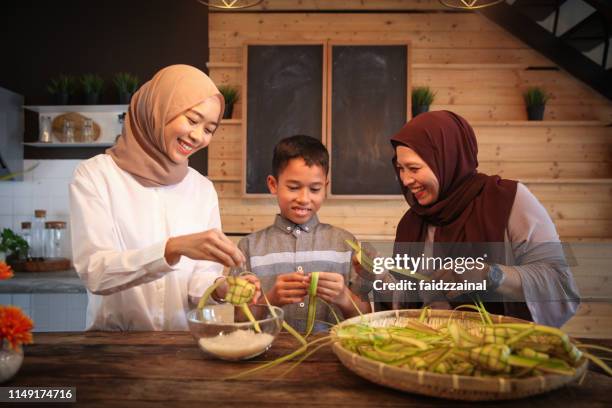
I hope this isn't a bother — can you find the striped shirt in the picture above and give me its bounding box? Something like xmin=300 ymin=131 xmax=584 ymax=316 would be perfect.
xmin=234 ymin=214 xmax=371 ymax=332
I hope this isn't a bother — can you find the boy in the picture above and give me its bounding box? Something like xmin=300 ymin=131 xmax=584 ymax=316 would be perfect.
xmin=234 ymin=135 xmax=371 ymax=332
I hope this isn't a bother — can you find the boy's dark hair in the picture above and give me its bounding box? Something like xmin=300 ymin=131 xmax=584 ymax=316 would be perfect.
xmin=272 ymin=135 xmax=329 ymax=178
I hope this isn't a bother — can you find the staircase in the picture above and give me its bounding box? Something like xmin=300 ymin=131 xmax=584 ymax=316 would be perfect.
xmin=478 ymin=0 xmax=612 ymax=100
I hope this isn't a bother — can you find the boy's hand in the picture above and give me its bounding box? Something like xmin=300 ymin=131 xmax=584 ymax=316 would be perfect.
xmin=266 ymin=271 xmax=308 ymax=306
xmin=306 ymin=272 xmax=350 ymax=308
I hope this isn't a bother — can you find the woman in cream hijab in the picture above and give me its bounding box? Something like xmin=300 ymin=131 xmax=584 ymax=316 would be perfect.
xmin=70 ymin=65 xmax=255 ymax=331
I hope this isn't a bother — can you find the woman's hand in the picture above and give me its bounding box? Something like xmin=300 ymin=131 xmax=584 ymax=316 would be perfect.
xmin=164 ymin=228 xmax=246 ymax=267
xmin=266 ymin=271 xmax=308 ymax=307
xmin=213 ymin=274 xmax=262 ymax=305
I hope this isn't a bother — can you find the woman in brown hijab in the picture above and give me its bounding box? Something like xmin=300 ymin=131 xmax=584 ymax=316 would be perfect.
xmin=70 ymin=65 xmax=256 ymax=331
xmin=372 ymin=110 xmax=579 ymax=327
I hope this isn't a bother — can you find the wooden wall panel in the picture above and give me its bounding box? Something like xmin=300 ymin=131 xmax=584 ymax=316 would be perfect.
xmin=207 ymin=3 xmax=612 ymax=235
xmin=243 ymin=0 xmax=450 ymax=11
xmin=563 ymin=302 xmax=612 ymax=338
xmin=211 ymin=13 xmax=500 ymax=32
xmin=209 ymin=2 xmax=612 ymax=336
xmin=210 ymin=47 xmax=554 ymax=65
xmin=209 ymin=30 xmax=528 ymax=49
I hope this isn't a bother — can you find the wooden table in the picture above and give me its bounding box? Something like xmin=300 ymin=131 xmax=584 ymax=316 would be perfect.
xmin=5 ymin=332 xmax=611 ymax=407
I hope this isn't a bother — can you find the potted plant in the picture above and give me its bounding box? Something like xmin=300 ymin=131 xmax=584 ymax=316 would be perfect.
xmin=114 ymin=72 xmax=140 ymax=104
xmin=46 ymin=75 xmax=77 ymax=105
xmin=523 ymin=87 xmax=550 ymax=121
xmin=218 ymin=85 xmax=239 ymax=119
xmin=0 ymin=228 xmax=29 ymax=264
xmin=80 ymin=74 xmax=104 ymax=105
xmin=411 ymin=86 xmax=436 ymax=118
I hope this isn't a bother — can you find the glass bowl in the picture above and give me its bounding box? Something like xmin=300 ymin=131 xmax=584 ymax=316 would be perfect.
xmin=187 ymin=304 xmax=284 ymax=361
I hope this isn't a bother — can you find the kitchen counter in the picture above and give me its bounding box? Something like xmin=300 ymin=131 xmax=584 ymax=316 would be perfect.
xmin=0 ymin=269 xmax=85 ymax=294
xmin=5 ymin=332 xmax=611 ymax=407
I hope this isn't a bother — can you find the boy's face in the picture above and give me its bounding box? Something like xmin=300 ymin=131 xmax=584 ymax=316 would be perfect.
xmin=267 ymin=158 xmax=328 ymax=225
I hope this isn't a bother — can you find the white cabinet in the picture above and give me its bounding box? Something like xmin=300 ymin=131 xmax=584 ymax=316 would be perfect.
xmin=0 ymin=293 xmax=87 ymax=332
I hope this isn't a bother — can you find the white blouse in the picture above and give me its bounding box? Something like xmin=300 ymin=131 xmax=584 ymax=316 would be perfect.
xmin=69 ymin=154 xmax=223 ymax=331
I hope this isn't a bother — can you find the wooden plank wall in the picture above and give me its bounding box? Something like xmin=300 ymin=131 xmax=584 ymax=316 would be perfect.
xmin=208 ymin=0 xmax=612 ymax=337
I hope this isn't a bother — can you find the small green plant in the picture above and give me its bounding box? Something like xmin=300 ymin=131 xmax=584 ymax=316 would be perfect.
xmin=523 ymin=87 xmax=549 ymax=107
xmin=218 ymin=85 xmax=239 ymax=106
xmin=412 ymin=86 xmax=436 ymax=106
xmin=0 ymin=228 xmax=29 ymax=260
xmin=80 ymin=74 xmax=104 ymax=95
xmin=46 ymin=75 xmax=77 ymax=96
xmin=113 ymin=72 xmax=140 ymax=94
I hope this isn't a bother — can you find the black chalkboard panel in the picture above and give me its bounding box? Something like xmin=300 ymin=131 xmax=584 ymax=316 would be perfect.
xmin=330 ymin=45 xmax=408 ymax=196
xmin=245 ymin=45 xmax=324 ymax=194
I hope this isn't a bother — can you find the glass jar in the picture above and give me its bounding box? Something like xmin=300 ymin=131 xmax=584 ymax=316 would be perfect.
xmin=63 ymin=119 xmax=75 ymax=143
xmin=39 ymin=116 xmax=52 ymax=143
xmin=44 ymin=221 xmax=66 ymax=259
xmin=116 ymin=112 xmax=126 ymax=143
xmin=82 ymin=118 xmax=94 ymax=142
xmin=31 ymin=210 xmax=46 ymax=259
xmin=20 ymin=222 xmax=32 ymax=259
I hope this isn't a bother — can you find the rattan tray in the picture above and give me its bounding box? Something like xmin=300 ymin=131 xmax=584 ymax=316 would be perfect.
xmin=331 ymin=309 xmax=587 ymax=401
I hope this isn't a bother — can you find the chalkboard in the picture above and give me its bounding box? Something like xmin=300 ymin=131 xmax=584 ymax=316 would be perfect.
xmin=329 ymin=45 xmax=408 ymax=196
xmin=245 ymin=44 xmax=324 ymax=194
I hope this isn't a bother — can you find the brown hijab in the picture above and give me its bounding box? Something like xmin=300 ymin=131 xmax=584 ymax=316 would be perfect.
xmin=107 ymin=65 xmax=224 ymax=187
xmin=391 ymin=110 xmax=518 ymax=251
xmin=390 ymin=111 xmax=532 ymax=318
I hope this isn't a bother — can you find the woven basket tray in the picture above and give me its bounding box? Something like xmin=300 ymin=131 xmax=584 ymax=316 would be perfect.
xmin=331 ymin=309 xmax=587 ymax=401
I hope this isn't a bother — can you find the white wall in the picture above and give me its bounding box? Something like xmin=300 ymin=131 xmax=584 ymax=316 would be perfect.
xmin=0 ymin=159 xmax=82 ymax=259
xmin=0 ymin=159 xmax=87 ymax=332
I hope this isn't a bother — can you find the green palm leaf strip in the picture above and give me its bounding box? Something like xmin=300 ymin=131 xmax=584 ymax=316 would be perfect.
xmin=305 ymin=271 xmax=320 ymax=337
xmin=197 ymin=275 xmax=261 ymax=333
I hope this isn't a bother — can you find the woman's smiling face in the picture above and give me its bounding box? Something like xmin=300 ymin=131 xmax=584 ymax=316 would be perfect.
xmin=164 ymin=96 xmax=221 ymax=164
xmin=395 ymin=145 xmax=440 ymax=206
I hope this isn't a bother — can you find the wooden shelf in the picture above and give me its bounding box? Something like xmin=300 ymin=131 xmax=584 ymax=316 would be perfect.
xmin=218 ymin=119 xmax=607 ymax=129
xmin=520 ymin=178 xmax=612 ymax=185
xmin=471 ymin=121 xmax=610 ymax=127
xmin=211 ymin=178 xmax=612 ymax=188
xmin=208 ymin=63 xmax=538 ymax=71
xmin=24 ymin=105 xmax=128 ymax=113
xmin=207 ymin=62 xmax=242 ymax=69
xmin=412 ymin=63 xmax=530 ymax=70
xmin=208 ymin=176 xmax=241 ymax=182
xmin=24 ymin=142 xmax=113 ymax=148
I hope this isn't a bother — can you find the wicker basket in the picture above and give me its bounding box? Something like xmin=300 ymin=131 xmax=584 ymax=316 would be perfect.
xmin=331 ymin=309 xmax=587 ymax=401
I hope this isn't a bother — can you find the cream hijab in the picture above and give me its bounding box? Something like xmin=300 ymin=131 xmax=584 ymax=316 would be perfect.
xmin=107 ymin=64 xmax=224 ymax=187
